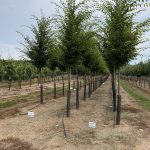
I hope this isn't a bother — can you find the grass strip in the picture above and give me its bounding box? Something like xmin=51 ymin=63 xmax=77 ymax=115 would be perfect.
xmin=0 ymin=86 xmax=68 ymax=110
xmin=0 ymin=101 xmax=17 ymax=109
xmin=121 ymin=80 xmax=150 ymax=111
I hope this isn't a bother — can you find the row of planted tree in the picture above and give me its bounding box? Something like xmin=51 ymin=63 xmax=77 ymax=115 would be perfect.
xmin=52 ymin=74 xmax=109 ymax=117
xmin=0 ymin=59 xmax=68 ymax=89
xmin=1 ymin=0 xmax=150 ymax=125
xmin=12 ymin=0 xmax=110 ymax=121
xmin=121 ymin=61 xmax=150 ymax=89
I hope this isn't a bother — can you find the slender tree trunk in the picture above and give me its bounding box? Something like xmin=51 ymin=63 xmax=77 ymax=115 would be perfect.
xmin=66 ymin=67 xmax=71 ymax=117
xmin=95 ymin=76 xmax=97 ymax=90
xmin=30 ymin=78 xmax=32 ymax=87
xmin=8 ymin=77 xmax=11 ymax=91
xmin=90 ymin=74 xmax=92 ymax=96
xmin=18 ymin=77 xmax=22 ymax=89
xmin=92 ymin=75 xmax=94 ymax=92
xmin=62 ymin=73 xmax=65 ymax=96
xmin=90 ymin=75 xmax=91 ymax=95
xmin=112 ymin=70 xmax=117 ymax=112
xmin=95 ymin=75 xmax=97 ymax=90
xmin=98 ymin=76 xmax=100 ymax=87
xmin=39 ymin=68 xmax=43 ymax=104
xmin=20 ymin=79 xmax=22 ymax=89
xmin=144 ymin=79 xmax=146 ymax=88
xmin=54 ymin=72 xmax=56 ymax=99
xmin=112 ymin=66 xmax=117 ymax=112
xmin=88 ymin=76 xmax=91 ymax=98
xmin=116 ymin=68 xmax=121 ymax=125
xmin=80 ymin=80 xmax=82 ymax=90
xmin=83 ymin=74 xmax=87 ymax=101
xmin=76 ymin=69 xmax=79 ymax=109
xmin=37 ymin=74 xmax=40 ymax=86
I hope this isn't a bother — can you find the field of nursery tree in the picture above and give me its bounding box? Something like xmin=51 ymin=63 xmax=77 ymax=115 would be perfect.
xmin=0 ymin=0 xmax=150 ymax=150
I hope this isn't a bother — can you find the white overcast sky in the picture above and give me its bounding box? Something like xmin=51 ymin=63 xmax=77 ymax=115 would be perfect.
xmin=0 ymin=0 xmax=150 ymax=64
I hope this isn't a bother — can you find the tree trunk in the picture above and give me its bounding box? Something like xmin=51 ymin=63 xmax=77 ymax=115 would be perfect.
xmin=66 ymin=67 xmax=71 ymax=117
xmin=30 ymin=78 xmax=32 ymax=87
xmin=112 ymin=66 xmax=117 ymax=112
xmin=88 ymin=76 xmax=91 ymax=98
xmin=18 ymin=77 xmax=22 ymax=89
xmin=116 ymin=68 xmax=121 ymax=125
xmin=37 ymin=75 xmax=40 ymax=86
xmin=20 ymin=79 xmax=22 ymax=89
xmin=39 ymin=68 xmax=43 ymax=104
xmin=92 ymin=75 xmax=94 ymax=92
xmin=90 ymin=74 xmax=93 ymax=95
xmin=54 ymin=72 xmax=56 ymax=99
xmin=83 ymin=74 xmax=87 ymax=101
xmin=8 ymin=77 xmax=11 ymax=91
xmin=62 ymin=73 xmax=65 ymax=96
xmin=76 ymin=69 xmax=79 ymax=109
xmin=80 ymin=80 xmax=82 ymax=90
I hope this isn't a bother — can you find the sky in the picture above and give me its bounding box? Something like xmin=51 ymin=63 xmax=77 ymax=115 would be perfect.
xmin=0 ymin=0 xmax=150 ymax=64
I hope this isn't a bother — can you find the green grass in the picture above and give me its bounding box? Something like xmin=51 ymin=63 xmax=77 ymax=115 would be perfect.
xmin=121 ymin=80 xmax=150 ymax=111
xmin=0 ymin=86 xmax=67 ymax=110
xmin=0 ymin=101 xmax=17 ymax=109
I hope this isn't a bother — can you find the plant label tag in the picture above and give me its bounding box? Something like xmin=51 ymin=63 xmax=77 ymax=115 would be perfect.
xmin=28 ymin=111 xmax=34 ymax=117
xmin=89 ymin=122 xmax=96 ymax=128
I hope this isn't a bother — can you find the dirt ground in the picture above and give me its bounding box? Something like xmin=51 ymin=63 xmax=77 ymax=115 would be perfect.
xmin=0 ymin=80 xmax=71 ymax=100
xmin=0 ymin=78 xmax=150 ymax=150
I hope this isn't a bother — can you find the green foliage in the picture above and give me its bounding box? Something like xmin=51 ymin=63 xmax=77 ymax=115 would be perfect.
xmin=3 ymin=59 xmax=15 ymax=81
xmin=121 ymin=60 xmax=150 ymax=76
xmin=19 ymin=15 xmax=54 ymax=71
xmin=96 ymin=0 xmax=150 ymax=70
xmin=54 ymin=0 xmax=108 ymax=74
xmin=42 ymin=66 xmax=51 ymax=78
xmin=57 ymin=0 xmax=92 ymax=69
xmin=0 ymin=59 xmax=5 ymax=81
xmin=47 ymin=42 xmax=62 ymax=71
xmin=25 ymin=63 xmax=34 ymax=79
xmin=15 ymin=64 xmax=26 ymax=81
xmin=81 ymin=31 xmax=109 ymax=74
xmin=0 ymin=60 xmax=35 ymax=81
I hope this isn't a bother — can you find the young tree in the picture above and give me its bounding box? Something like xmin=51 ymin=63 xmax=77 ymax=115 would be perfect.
xmin=55 ymin=0 xmax=91 ymax=116
xmin=96 ymin=0 xmax=150 ymax=124
xmin=4 ymin=59 xmax=15 ymax=90
xmin=42 ymin=67 xmax=50 ymax=83
xmin=19 ymin=15 xmax=53 ymax=104
xmin=80 ymin=30 xmax=108 ymax=90
xmin=15 ymin=63 xmax=25 ymax=89
xmin=47 ymin=44 xmax=61 ymax=99
xmin=0 ymin=59 xmax=5 ymax=82
xmin=25 ymin=63 xmax=35 ymax=87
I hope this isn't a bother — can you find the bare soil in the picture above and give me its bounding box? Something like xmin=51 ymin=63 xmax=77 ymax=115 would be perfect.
xmin=0 ymin=137 xmax=38 ymax=150
xmin=0 ymin=80 xmax=70 ymax=100
xmin=0 ymin=78 xmax=149 ymax=150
